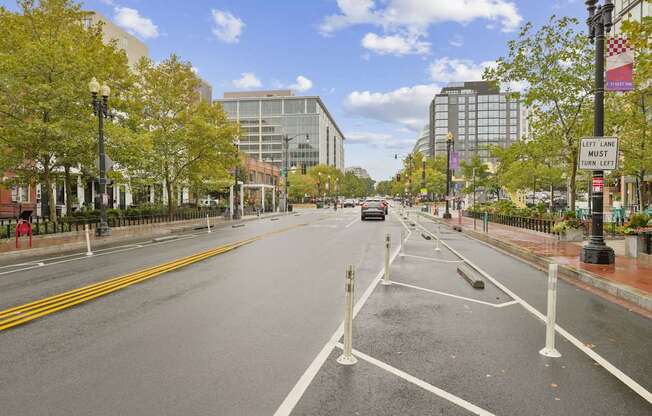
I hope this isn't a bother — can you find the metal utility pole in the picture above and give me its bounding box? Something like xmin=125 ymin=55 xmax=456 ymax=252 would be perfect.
xmin=473 ymin=168 xmax=477 ymax=230
xmin=444 ymin=132 xmax=453 ymax=219
xmin=421 ymin=158 xmax=426 ymax=202
xmin=282 ymin=134 xmax=309 ymax=212
xmin=581 ymin=0 xmax=615 ymax=264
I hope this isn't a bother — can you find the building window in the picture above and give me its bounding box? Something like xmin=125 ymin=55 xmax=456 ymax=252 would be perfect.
xmin=284 ymin=99 xmax=305 ymax=114
xmin=435 ymin=96 xmax=448 ymax=104
xmin=306 ymin=99 xmax=317 ymax=113
xmin=261 ymin=100 xmax=281 ymax=116
xmin=239 ymin=101 xmax=259 ymax=118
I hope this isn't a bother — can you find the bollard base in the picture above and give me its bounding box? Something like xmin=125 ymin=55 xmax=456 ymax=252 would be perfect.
xmin=85 ymin=252 xmax=93 ymax=256
xmin=336 ymin=354 xmax=358 ymax=366
xmin=381 ymin=280 xmax=392 ymax=286
xmin=539 ymin=347 xmax=562 ymax=358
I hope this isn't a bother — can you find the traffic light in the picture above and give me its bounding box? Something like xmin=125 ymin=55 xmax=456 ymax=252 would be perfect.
xmin=396 ymin=173 xmax=401 ymax=182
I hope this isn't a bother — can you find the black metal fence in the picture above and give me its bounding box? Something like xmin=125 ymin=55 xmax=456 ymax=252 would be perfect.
xmin=1 ymin=208 xmax=226 ymax=239
xmin=464 ymin=211 xmax=557 ymax=235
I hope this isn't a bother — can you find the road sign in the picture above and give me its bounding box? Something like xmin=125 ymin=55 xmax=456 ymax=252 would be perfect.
xmin=578 ymin=137 xmax=618 ymax=170
xmin=420 ymin=188 xmax=427 ymax=196
xmin=450 ymin=151 xmax=460 ymax=170
xmin=95 ymin=155 xmax=114 ymax=172
xmin=592 ymin=177 xmax=604 ymax=193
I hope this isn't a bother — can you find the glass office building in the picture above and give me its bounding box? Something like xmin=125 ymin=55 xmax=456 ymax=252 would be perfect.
xmin=412 ymin=124 xmax=431 ymax=157
xmin=216 ymin=90 xmax=345 ymax=171
xmin=428 ymin=81 xmax=527 ymax=166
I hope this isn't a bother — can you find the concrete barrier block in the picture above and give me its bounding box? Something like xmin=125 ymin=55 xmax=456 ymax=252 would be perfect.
xmin=457 ymin=262 xmax=485 ymax=289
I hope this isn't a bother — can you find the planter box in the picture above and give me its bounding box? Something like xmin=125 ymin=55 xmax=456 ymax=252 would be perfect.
xmin=624 ymin=234 xmax=646 ymax=258
xmin=559 ymin=228 xmax=584 ymax=242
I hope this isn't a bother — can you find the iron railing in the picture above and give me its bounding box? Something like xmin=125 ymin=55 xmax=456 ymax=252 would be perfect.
xmin=1 ymin=208 xmax=226 ymax=239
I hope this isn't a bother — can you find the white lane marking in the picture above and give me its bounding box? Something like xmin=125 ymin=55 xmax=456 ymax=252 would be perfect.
xmin=399 ymin=253 xmax=463 ymax=263
xmin=308 ymin=224 xmax=338 ymax=229
xmin=415 ymin=214 xmax=652 ymax=404
xmin=391 ymin=281 xmax=516 ymax=308
xmin=334 ymin=343 xmax=496 ymax=416
xmin=0 ymin=261 xmax=45 ymax=270
xmin=0 ymin=235 xmax=200 ymax=277
xmin=273 ymin=213 xmax=411 ymax=416
xmin=344 ymin=217 xmax=359 ymax=228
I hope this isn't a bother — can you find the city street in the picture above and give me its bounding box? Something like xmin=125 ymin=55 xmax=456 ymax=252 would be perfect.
xmin=1 ymin=207 xmax=650 ymax=415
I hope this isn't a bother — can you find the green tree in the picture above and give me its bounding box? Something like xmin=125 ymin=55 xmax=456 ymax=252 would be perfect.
xmin=126 ymin=55 xmax=238 ymax=214
xmin=607 ymin=7 xmax=652 ymax=211
xmin=288 ymin=171 xmax=316 ymax=201
xmin=484 ymin=16 xmax=594 ymax=210
xmin=307 ymin=164 xmax=342 ymax=198
xmin=0 ymin=0 xmax=132 ymax=221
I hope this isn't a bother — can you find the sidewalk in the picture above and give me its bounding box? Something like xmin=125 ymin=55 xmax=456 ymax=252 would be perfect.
xmin=423 ymin=210 xmax=652 ymax=313
xmin=0 ymin=211 xmax=284 ymax=263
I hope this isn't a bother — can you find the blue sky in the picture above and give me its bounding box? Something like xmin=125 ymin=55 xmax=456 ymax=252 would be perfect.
xmin=3 ymin=0 xmax=588 ymax=180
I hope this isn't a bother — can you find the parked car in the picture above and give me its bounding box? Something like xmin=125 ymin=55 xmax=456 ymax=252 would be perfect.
xmin=361 ymin=200 xmax=385 ymax=221
xmin=343 ymin=199 xmax=356 ymax=208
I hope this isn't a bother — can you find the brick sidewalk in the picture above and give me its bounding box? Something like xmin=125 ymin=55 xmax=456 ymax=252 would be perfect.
xmin=435 ymin=211 xmax=651 ymax=299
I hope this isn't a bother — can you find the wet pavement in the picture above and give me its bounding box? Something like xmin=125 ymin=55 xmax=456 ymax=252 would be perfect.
xmin=288 ymin=212 xmax=652 ymax=415
xmin=440 ymin=213 xmax=652 ymax=297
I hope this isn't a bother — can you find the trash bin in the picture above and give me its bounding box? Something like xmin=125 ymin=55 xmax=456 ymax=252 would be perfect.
xmin=288 ymin=204 xmax=293 ymax=212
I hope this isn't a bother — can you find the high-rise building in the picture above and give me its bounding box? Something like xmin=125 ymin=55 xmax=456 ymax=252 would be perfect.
xmin=345 ymin=166 xmax=371 ymax=179
xmin=84 ymin=11 xmax=149 ymax=68
xmin=412 ymin=124 xmax=430 ymax=157
xmin=429 ymin=81 xmax=527 ymax=166
xmin=216 ymin=90 xmax=345 ymax=171
xmin=612 ymin=0 xmax=651 ymax=34
xmin=197 ymin=78 xmax=213 ymax=103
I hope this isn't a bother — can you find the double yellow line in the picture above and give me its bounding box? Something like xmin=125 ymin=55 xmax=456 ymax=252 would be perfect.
xmin=0 ymin=224 xmax=303 ymax=332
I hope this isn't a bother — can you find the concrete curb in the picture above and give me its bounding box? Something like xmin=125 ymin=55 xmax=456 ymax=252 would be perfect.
xmin=457 ymin=262 xmax=485 ymax=289
xmin=0 ymin=212 xmax=284 ymax=263
xmin=418 ymin=212 xmax=652 ymax=313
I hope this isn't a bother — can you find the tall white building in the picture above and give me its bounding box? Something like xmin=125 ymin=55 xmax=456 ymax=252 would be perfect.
xmin=216 ymin=90 xmax=345 ymax=171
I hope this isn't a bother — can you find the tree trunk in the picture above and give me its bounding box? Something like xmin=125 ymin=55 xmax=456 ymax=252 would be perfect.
xmin=43 ymin=164 xmax=57 ymax=223
xmin=165 ymin=179 xmax=174 ymax=215
xmin=64 ymin=164 xmax=72 ymax=217
xmin=569 ymin=158 xmax=578 ymax=212
xmin=637 ymin=171 xmax=645 ymax=212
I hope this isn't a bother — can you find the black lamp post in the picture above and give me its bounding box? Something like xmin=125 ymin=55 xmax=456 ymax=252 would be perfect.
xmin=444 ymin=132 xmax=454 ymax=219
xmin=581 ymin=0 xmax=615 ymax=264
xmin=283 ymin=133 xmax=309 ymax=212
xmin=421 ymin=158 xmax=426 ymax=201
xmin=89 ymin=77 xmax=112 ymax=237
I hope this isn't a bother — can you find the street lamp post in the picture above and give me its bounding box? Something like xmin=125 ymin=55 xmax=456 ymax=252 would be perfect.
xmin=473 ymin=168 xmax=477 ymax=230
xmin=444 ymin=132 xmax=454 ymax=219
xmin=581 ymin=0 xmax=615 ymax=264
xmin=421 ymin=158 xmax=426 ymax=202
xmin=89 ymin=77 xmax=112 ymax=237
xmin=282 ymin=133 xmax=309 ymax=212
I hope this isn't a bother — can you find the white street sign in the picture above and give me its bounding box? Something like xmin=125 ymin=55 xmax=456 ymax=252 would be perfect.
xmin=578 ymin=137 xmax=619 ymax=170
xmin=95 ymin=155 xmax=114 ymax=171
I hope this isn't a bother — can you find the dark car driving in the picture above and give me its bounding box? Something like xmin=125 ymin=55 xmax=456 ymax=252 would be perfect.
xmin=361 ymin=200 xmax=386 ymax=221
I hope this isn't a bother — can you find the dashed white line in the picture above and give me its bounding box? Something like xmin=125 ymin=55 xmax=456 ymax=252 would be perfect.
xmin=272 ymin=213 xmax=411 ymax=416
xmin=334 ymin=342 xmax=496 ymax=416
xmin=399 ymin=253 xmax=463 ymax=263
xmin=391 ymin=281 xmax=517 ymax=308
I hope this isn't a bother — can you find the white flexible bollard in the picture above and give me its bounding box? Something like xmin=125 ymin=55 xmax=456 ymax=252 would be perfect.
xmin=382 ymin=233 xmax=391 ymax=285
xmin=84 ymin=224 xmax=93 ymax=256
xmin=539 ymin=263 xmax=562 ymax=358
xmin=206 ymin=214 xmax=212 ymax=233
xmin=337 ymin=265 xmax=358 ymax=365
xmin=399 ymin=229 xmax=405 ymax=257
xmin=435 ymin=225 xmax=441 ymax=252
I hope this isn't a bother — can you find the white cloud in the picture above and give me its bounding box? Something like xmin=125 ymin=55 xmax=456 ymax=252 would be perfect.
xmin=429 ymin=57 xmax=496 ymax=82
xmin=211 ymin=9 xmax=244 ymax=43
xmin=346 ymin=131 xmax=413 ymax=150
xmin=344 ymin=84 xmax=440 ymax=132
xmin=191 ymin=67 xmax=200 ymax=74
xmin=361 ymin=32 xmax=430 ymax=55
xmin=232 ymin=72 xmax=262 ymax=89
xmin=449 ymin=35 xmax=464 ymax=47
xmin=320 ymin=0 xmax=523 ymax=35
xmin=113 ymin=7 xmax=159 ymax=39
xmin=289 ymin=75 xmax=313 ymax=92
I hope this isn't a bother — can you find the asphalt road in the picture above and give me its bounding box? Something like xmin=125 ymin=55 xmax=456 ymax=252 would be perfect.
xmin=1 ymin=207 xmax=650 ymax=415
xmin=0 ymin=208 xmax=403 ymax=416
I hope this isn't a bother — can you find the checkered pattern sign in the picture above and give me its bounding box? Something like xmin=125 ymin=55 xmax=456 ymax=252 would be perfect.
xmin=607 ymin=37 xmax=632 ymax=56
